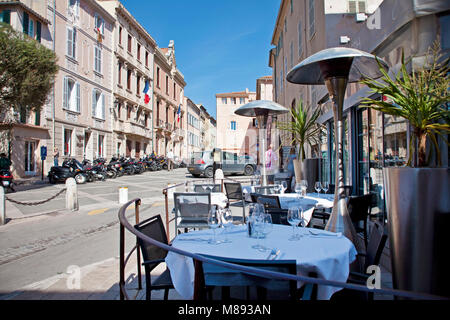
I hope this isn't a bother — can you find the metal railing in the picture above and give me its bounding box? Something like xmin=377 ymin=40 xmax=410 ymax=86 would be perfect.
xmin=118 ymin=197 xmax=449 ymax=301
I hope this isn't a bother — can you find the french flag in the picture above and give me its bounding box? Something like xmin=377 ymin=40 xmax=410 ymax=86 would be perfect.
xmin=176 ymin=104 xmax=181 ymax=123
xmin=143 ymin=80 xmax=150 ymax=104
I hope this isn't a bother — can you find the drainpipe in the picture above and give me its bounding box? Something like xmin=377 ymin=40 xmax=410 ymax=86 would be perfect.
xmin=52 ymin=0 xmax=56 ymax=152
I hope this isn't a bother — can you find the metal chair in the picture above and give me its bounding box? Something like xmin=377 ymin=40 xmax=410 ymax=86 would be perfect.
xmin=134 ymin=215 xmax=174 ymax=300
xmin=264 ymin=208 xmax=290 ymax=226
xmin=194 ymin=184 xmax=221 ymax=193
xmin=311 ymin=185 xmax=353 ymax=228
xmin=347 ymin=194 xmax=373 ymax=249
xmin=193 ymin=254 xmax=301 ymax=300
xmin=223 ymin=182 xmax=246 ymax=222
xmin=257 ymin=194 xmax=281 ymax=209
xmin=173 ymin=192 xmax=211 ymax=233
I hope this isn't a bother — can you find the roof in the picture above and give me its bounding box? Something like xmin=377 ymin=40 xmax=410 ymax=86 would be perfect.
xmin=0 ymin=0 xmax=50 ymax=24
xmin=215 ymin=90 xmax=256 ymax=98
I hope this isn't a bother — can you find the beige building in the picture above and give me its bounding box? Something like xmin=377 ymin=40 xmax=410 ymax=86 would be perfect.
xmin=185 ymin=97 xmax=201 ymax=159
xmin=153 ymin=41 xmax=186 ymax=157
xmin=98 ymin=0 xmax=156 ymax=159
xmin=215 ymin=89 xmax=257 ymax=158
xmin=199 ymin=105 xmax=216 ymax=152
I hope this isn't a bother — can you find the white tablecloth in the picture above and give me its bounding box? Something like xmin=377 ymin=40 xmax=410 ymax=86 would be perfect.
xmin=165 ymin=224 xmax=357 ymax=300
xmin=210 ymin=192 xmax=228 ymax=208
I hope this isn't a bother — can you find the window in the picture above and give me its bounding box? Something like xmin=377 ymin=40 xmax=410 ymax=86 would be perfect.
xmin=95 ymin=14 xmax=104 ymax=35
xmin=137 ymin=43 xmax=141 ymax=60
xmin=290 ymin=41 xmax=293 ymax=68
xmin=98 ymin=135 xmax=104 ymax=157
xmin=119 ymin=26 xmax=122 ymax=45
xmin=68 ymin=0 xmax=80 ymax=18
xmin=348 ymin=1 xmax=367 ymax=13
xmin=440 ymin=14 xmax=450 ymax=50
xmin=309 ymin=0 xmax=315 ymax=38
xmin=67 ymin=27 xmax=76 ymax=59
xmin=290 ymin=0 xmax=293 ymax=14
xmin=92 ymin=89 xmax=105 ymax=120
xmin=127 ymin=69 xmax=132 ymax=90
xmin=136 ymin=75 xmax=140 ymax=93
xmin=221 ymin=97 xmax=227 ymax=104
xmin=118 ymin=62 xmax=122 ymax=85
xmin=240 ymin=97 xmax=245 ymax=104
xmin=165 ymin=75 xmax=169 ymax=94
xmin=230 ymin=121 xmax=236 ymax=131
xmin=64 ymin=128 xmax=73 ymax=156
xmin=63 ymin=77 xmax=81 ymax=112
xmin=127 ymin=105 xmax=131 ymax=120
xmin=128 ymin=35 xmax=132 ymax=53
xmin=173 ymin=83 xmax=176 ymax=100
xmin=156 ymin=67 xmax=160 ymax=87
xmin=0 ymin=10 xmax=11 ymax=24
xmin=28 ymin=19 xmax=34 ymax=38
xmin=94 ymin=45 xmax=102 ymax=73
xmin=145 ymin=51 xmax=149 ymax=67
xmin=36 ymin=21 xmax=41 ymax=43
xmin=231 ymin=97 xmax=236 ymax=104
xmin=298 ymin=21 xmax=303 ymax=57
xmin=284 ymin=17 xmax=287 ymax=34
xmin=23 ymin=12 xmax=29 ymax=35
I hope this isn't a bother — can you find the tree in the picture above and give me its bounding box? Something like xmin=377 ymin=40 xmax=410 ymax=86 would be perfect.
xmin=0 ymin=22 xmax=58 ymax=120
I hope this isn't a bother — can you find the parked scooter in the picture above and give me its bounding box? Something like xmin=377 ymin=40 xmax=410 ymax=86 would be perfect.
xmin=81 ymin=159 xmax=107 ymax=182
xmin=48 ymin=158 xmax=87 ymax=184
xmin=0 ymin=169 xmax=14 ymax=192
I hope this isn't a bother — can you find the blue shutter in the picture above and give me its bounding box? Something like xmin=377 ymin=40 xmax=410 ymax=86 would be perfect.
xmin=23 ymin=12 xmax=29 ymax=35
xmin=36 ymin=21 xmax=41 ymax=42
xmin=1 ymin=10 xmax=11 ymax=24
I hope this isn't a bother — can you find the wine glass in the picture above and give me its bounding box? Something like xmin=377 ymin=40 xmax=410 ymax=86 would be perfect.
xmin=260 ymin=214 xmax=273 ymax=251
xmin=281 ymin=181 xmax=288 ymax=194
xmin=322 ymin=182 xmax=329 ymax=197
xmin=274 ymin=184 xmax=281 ymax=194
xmin=287 ymin=207 xmax=301 ymax=241
xmin=315 ymin=181 xmax=322 ymax=198
xmin=221 ymin=208 xmax=233 ymax=243
xmin=294 ymin=183 xmax=303 ymax=199
xmin=301 ymin=180 xmax=308 ymax=197
xmin=207 ymin=207 xmax=221 ymax=245
xmin=251 ymin=214 xmax=265 ymax=250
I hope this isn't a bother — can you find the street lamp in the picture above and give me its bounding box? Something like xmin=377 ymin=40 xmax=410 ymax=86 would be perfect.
xmin=286 ymin=47 xmax=388 ymax=247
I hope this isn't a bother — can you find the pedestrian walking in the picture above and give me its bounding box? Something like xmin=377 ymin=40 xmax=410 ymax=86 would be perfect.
xmin=53 ymin=147 xmax=59 ymax=167
xmin=167 ymin=149 xmax=174 ymax=171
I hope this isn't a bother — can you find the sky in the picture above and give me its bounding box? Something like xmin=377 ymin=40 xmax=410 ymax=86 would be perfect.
xmin=121 ymin=0 xmax=281 ymax=119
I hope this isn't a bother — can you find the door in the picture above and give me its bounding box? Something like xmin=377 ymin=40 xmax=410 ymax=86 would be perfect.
xmin=25 ymin=141 xmax=36 ymax=175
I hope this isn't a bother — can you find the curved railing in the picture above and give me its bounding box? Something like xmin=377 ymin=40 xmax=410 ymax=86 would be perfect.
xmin=118 ymin=197 xmax=449 ymax=301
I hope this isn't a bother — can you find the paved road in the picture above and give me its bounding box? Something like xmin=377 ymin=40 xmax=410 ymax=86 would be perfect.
xmin=0 ymin=168 xmax=202 ymax=295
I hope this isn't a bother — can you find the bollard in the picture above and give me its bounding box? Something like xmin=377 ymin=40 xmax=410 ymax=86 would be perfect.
xmin=215 ymin=169 xmax=224 ymax=191
xmin=0 ymin=186 xmax=5 ymax=225
xmin=65 ymin=178 xmax=79 ymax=211
xmin=119 ymin=187 xmax=128 ymax=204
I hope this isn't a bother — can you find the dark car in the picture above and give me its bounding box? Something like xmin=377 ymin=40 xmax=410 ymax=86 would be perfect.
xmin=187 ymin=150 xmax=257 ymax=178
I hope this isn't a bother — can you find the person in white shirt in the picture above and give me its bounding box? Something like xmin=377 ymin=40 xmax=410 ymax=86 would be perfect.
xmin=167 ymin=149 xmax=174 ymax=171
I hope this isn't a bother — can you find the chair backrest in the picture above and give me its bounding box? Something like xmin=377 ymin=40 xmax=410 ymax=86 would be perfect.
xmin=364 ymin=222 xmax=388 ymax=270
xmin=174 ymin=192 xmax=211 ymax=222
xmin=255 ymin=185 xmax=278 ymax=195
xmin=224 ymin=182 xmax=243 ymax=200
xmin=274 ymin=177 xmax=292 ymax=193
xmin=347 ymin=194 xmax=373 ymax=223
xmin=257 ymin=195 xmax=281 ymax=209
xmin=194 ymin=184 xmax=221 ymax=193
xmin=194 ymin=254 xmax=298 ymax=300
xmin=265 ymin=208 xmax=289 ymax=225
xmin=134 ymin=215 xmax=168 ymax=272
xmin=249 ymin=193 xmax=259 ymax=203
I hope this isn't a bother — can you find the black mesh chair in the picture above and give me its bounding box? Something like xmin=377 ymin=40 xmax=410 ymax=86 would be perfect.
xmin=174 ymin=192 xmax=211 ymax=233
xmin=134 ymin=215 xmax=174 ymax=300
xmin=274 ymin=177 xmax=292 ymax=193
xmin=265 ymin=208 xmax=289 ymax=226
xmin=249 ymin=193 xmax=259 ymax=203
xmin=224 ymin=182 xmax=246 ymax=222
xmin=311 ymin=185 xmax=353 ymax=228
xmin=257 ymin=194 xmax=281 ymax=209
xmin=347 ymin=194 xmax=373 ymax=249
xmin=333 ymin=222 xmax=388 ymax=301
xmin=193 ymin=254 xmax=300 ymax=300
xmin=194 ymin=184 xmax=221 ymax=193
xmin=255 ymin=185 xmax=279 ymax=195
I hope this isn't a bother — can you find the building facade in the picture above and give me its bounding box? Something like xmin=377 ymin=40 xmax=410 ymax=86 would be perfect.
xmin=98 ymin=0 xmax=156 ymax=159
xmin=216 ymin=89 xmax=257 ymax=158
xmin=153 ymin=41 xmax=186 ymax=157
xmin=0 ymin=0 xmax=54 ymax=178
xmin=270 ymin=0 xmax=450 ymax=219
xmin=185 ymin=97 xmax=201 ymax=159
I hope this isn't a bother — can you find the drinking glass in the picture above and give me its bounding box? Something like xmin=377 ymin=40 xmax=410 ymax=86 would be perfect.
xmin=207 ymin=207 xmax=221 ymax=244
xmin=251 ymin=214 xmax=265 ymax=250
xmin=274 ymin=184 xmax=281 ymax=194
xmin=294 ymin=183 xmax=303 ymax=199
xmin=287 ymin=207 xmax=301 ymax=241
xmin=260 ymin=214 xmax=273 ymax=251
xmin=322 ymin=182 xmax=329 ymax=196
xmin=315 ymin=182 xmax=322 ymax=198
xmin=301 ymin=180 xmax=308 ymax=197
xmin=221 ymin=208 xmax=233 ymax=243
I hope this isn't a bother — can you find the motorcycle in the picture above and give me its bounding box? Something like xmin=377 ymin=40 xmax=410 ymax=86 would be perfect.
xmin=110 ymin=157 xmax=125 ymax=177
xmin=0 ymin=169 xmax=14 ymax=192
xmin=48 ymin=158 xmax=87 ymax=184
xmin=82 ymin=159 xmax=107 ymax=182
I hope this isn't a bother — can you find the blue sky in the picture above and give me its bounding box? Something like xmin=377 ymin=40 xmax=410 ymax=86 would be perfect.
xmin=121 ymin=0 xmax=281 ymax=119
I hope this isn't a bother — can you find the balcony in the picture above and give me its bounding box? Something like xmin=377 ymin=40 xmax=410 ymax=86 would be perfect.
xmin=155 ymin=119 xmax=165 ymax=132
xmin=123 ymin=121 xmax=151 ymax=138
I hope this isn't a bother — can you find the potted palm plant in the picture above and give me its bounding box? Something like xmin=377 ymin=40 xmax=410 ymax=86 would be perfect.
xmin=277 ymin=100 xmax=324 ymax=185
xmin=360 ymin=41 xmax=450 ymax=297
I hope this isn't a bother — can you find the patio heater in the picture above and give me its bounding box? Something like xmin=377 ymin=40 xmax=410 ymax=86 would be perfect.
xmin=234 ymin=100 xmax=289 ymax=186
xmin=286 ymin=47 xmax=388 ymax=247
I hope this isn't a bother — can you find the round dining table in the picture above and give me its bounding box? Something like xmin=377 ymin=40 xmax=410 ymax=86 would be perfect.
xmin=165 ymin=224 xmax=357 ymax=300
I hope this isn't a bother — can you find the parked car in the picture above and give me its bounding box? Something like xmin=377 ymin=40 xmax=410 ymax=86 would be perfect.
xmin=187 ymin=149 xmax=257 ymax=178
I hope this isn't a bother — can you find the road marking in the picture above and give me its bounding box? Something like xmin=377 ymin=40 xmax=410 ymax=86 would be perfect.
xmin=88 ymin=208 xmax=109 ymax=216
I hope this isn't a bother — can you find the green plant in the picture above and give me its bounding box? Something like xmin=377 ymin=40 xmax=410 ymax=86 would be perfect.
xmin=277 ymin=100 xmax=324 ymax=161
xmin=360 ymin=41 xmax=450 ymax=167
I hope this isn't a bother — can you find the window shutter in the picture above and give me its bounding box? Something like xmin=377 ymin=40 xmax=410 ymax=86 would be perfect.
xmin=63 ymin=77 xmax=68 ymax=109
xmin=1 ymin=10 xmax=11 ymax=24
xmin=36 ymin=21 xmax=41 ymax=42
xmin=358 ymin=1 xmax=366 ymax=13
xmin=73 ymin=28 xmax=76 ymax=59
xmin=102 ymin=94 xmax=105 ymax=119
xmin=92 ymin=90 xmax=96 ymax=117
xmin=349 ymin=1 xmax=357 ymax=13
xmin=76 ymin=82 xmax=81 ymax=112
xmin=23 ymin=12 xmax=29 ymax=35
xmin=35 ymin=109 xmax=41 ymax=126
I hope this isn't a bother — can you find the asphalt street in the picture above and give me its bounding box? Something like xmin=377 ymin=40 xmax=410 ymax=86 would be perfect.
xmin=0 ymin=168 xmax=205 ymax=295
